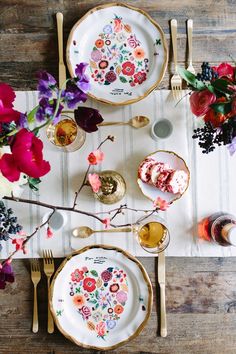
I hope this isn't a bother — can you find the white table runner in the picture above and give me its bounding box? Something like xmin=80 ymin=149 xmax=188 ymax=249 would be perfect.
xmin=1 ymin=90 xmax=236 ymax=259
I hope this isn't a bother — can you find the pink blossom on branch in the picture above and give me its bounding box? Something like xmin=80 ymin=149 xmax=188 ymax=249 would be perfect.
xmin=12 ymin=237 xmax=25 ymax=251
xmin=102 ymin=218 xmax=111 ymax=229
xmin=46 ymin=226 xmax=53 ymax=238
xmin=88 ymin=173 xmax=101 ymax=193
xmin=87 ymin=149 xmax=104 ymax=165
xmin=153 ymin=197 xmax=169 ymax=211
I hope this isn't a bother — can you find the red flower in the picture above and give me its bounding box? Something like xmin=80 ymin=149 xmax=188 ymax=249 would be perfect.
xmin=12 ymin=238 xmax=25 ymax=251
xmin=204 ymin=97 xmax=229 ymax=127
xmin=212 ymin=62 xmax=235 ymax=81
xmin=101 ymin=270 xmax=112 ymax=282
xmin=71 ymin=268 xmax=84 ymax=282
xmin=0 ymin=129 xmax=50 ymax=182
xmin=102 ymin=218 xmax=110 ymax=229
xmin=122 ymin=61 xmax=135 ymax=76
xmin=134 ymin=71 xmax=147 ymax=84
xmin=0 ymin=83 xmax=21 ymax=123
xmin=83 ymin=277 xmax=96 ymax=292
xmin=46 ymin=226 xmax=53 ymax=239
xmin=87 ymin=149 xmax=104 ymax=165
xmin=190 ymin=90 xmax=216 ymax=117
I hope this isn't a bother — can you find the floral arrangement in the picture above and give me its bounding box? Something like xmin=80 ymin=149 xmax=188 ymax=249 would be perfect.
xmin=179 ymin=62 xmax=236 ymax=154
xmin=0 ymin=64 xmax=169 ymax=289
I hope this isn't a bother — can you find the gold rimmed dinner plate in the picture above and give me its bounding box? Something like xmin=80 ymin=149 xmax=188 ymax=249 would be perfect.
xmin=137 ymin=150 xmax=190 ymax=204
xmin=67 ymin=3 xmax=168 ymax=105
xmin=50 ymin=245 xmax=153 ymax=350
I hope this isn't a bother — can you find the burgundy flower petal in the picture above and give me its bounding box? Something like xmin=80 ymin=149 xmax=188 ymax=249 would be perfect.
xmin=0 ymin=153 xmax=21 ymax=182
xmin=0 ymin=107 xmax=20 ymax=123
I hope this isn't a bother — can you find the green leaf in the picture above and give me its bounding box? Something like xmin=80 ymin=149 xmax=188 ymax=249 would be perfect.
xmin=210 ymin=102 xmax=232 ymax=114
xmin=88 ymin=299 xmax=97 ymax=304
xmin=178 ymin=67 xmax=205 ymax=90
xmin=27 ymin=106 xmax=39 ymax=124
xmin=104 ymin=81 xmax=111 ymax=85
xmin=90 ymin=270 xmax=98 ymax=277
xmin=95 ymin=290 xmax=99 ymax=299
xmin=119 ymin=76 xmax=127 ymax=83
xmin=211 ymin=79 xmax=233 ymax=95
xmin=28 ymin=177 xmax=41 ymax=192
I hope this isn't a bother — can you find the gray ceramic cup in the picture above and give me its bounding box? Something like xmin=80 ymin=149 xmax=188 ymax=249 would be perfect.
xmin=150 ymin=119 xmax=173 ymax=141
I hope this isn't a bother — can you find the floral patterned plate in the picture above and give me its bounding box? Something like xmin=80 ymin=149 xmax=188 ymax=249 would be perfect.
xmin=67 ymin=3 xmax=168 ymax=105
xmin=50 ymin=245 xmax=152 ymax=350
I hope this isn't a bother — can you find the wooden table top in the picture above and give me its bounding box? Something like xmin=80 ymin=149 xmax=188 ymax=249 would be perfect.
xmin=1 ymin=1 xmax=236 ymax=353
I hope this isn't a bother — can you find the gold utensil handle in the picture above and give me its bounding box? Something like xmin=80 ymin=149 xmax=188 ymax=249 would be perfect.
xmin=98 ymin=122 xmax=128 ymax=126
xmin=187 ymin=19 xmax=193 ymax=65
xmin=160 ymin=283 xmax=167 ymax=337
xmin=56 ymin=12 xmax=66 ymax=89
xmin=32 ymin=285 xmax=38 ymax=333
xmin=94 ymin=227 xmax=132 ymax=233
xmin=47 ymin=277 xmax=54 ymax=334
xmin=170 ymin=19 xmax=178 ymax=73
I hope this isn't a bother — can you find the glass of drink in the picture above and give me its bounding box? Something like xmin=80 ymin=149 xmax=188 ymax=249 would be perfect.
xmin=133 ymin=215 xmax=170 ymax=254
xmin=46 ymin=115 xmax=86 ymax=152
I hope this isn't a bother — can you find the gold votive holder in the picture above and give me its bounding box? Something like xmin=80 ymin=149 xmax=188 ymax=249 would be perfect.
xmin=94 ymin=170 xmax=126 ymax=204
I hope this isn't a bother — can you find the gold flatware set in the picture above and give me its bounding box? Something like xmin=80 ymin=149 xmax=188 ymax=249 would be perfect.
xmin=30 ymin=250 xmax=55 ymax=333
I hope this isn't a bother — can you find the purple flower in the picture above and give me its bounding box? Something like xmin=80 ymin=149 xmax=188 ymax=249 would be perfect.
xmin=17 ymin=112 xmax=28 ymax=128
xmin=0 ymin=263 xmax=14 ymax=289
xmin=74 ymin=107 xmax=103 ymax=133
xmin=36 ymin=98 xmax=63 ymax=124
xmin=227 ymin=136 xmax=236 ymax=155
xmin=36 ymin=71 xmax=58 ymax=99
xmin=75 ymin=63 xmax=90 ymax=93
xmin=62 ymin=82 xmax=87 ymax=109
xmin=106 ymin=320 xmax=116 ymax=330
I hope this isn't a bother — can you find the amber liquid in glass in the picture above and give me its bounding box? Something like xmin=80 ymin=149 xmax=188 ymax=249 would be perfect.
xmin=54 ymin=119 xmax=77 ymax=147
xmin=138 ymin=222 xmax=167 ymax=249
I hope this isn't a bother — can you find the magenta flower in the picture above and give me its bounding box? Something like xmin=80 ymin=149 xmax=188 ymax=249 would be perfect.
xmin=88 ymin=173 xmax=101 ymax=193
xmin=0 ymin=83 xmax=21 ymax=123
xmin=0 ymin=262 xmax=14 ymax=289
xmin=0 ymin=129 xmax=50 ymax=182
xmin=212 ymin=62 xmax=235 ymax=81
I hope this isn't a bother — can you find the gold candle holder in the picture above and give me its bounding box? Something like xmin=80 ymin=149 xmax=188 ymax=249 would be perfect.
xmin=94 ymin=170 xmax=126 ymax=204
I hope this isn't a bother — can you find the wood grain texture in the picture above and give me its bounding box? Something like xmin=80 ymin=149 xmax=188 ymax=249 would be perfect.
xmin=1 ymin=1 xmax=236 ymax=353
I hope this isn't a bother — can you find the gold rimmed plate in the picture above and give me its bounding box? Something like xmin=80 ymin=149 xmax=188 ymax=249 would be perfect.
xmin=50 ymin=245 xmax=153 ymax=350
xmin=137 ymin=150 xmax=190 ymax=204
xmin=66 ymin=3 xmax=168 ymax=105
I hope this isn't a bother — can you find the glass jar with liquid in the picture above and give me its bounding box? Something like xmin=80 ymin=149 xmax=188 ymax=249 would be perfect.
xmin=199 ymin=212 xmax=236 ymax=246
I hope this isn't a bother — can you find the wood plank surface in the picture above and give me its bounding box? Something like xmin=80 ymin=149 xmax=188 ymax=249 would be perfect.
xmin=1 ymin=0 xmax=236 ymax=353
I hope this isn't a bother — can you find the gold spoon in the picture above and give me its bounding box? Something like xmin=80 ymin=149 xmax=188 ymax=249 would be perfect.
xmin=72 ymin=226 xmax=132 ymax=238
xmin=98 ymin=115 xmax=150 ymax=129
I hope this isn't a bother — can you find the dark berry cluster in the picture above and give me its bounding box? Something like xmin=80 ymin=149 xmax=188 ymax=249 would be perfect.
xmin=193 ymin=117 xmax=236 ymax=153
xmin=0 ymin=123 xmax=15 ymax=147
xmin=196 ymin=62 xmax=218 ymax=82
xmin=0 ymin=201 xmax=22 ymax=244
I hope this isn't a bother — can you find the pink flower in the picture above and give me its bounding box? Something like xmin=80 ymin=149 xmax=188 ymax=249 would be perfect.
xmin=46 ymin=226 xmax=53 ymax=238
xmin=88 ymin=173 xmax=101 ymax=193
xmin=212 ymin=62 xmax=235 ymax=80
xmin=154 ymin=197 xmax=169 ymax=211
xmin=87 ymin=149 xmax=104 ymax=165
xmin=71 ymin=268 xmax=84 ymax=282
xmin=80 ymin=305 xmax=91 ymax=320
xmin=190 ymin=90 xmax=216 ymax=117
xmin=116 ymin=290 xmax=128 ymax=304
xmin=96 ymin=321 xmax=106 ymax=337
xmin=102 ymin=218 xmax=110 ymax=229
xmin=0 ymin=128 xmax=50 ymax=182
xmin=12 ymin=238 xmax=25 ymax=251
xmin=0 ymin=83 xmax=21 ymax=123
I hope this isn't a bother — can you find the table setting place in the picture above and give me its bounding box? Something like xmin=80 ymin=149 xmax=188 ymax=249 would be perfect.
xmin=1 ymin=2 xmax=236 ymax=351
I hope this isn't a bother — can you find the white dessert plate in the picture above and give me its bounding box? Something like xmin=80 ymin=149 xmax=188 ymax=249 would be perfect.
xmin=50 ymin=245 xmax=152 ymax=350
xmin=66 ymin=3 xmax=168 ymax=105
xmin=137 ymin=150 xmax=190 ymax=204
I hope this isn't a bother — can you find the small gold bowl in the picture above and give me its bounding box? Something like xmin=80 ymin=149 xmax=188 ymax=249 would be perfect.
xmin=94 ymin=170 xmax=126 ymax=204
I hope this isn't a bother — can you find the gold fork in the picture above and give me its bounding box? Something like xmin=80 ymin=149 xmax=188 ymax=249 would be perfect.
xmin=30 ymin=258 xmax=41 ymax=333
xmin=43 ymin=250 xmax=55 ymax=334
xmin=187 ymin=19 xmax=195 ymax=75
xmin=170 ymin=19 xmax=182 ymax=101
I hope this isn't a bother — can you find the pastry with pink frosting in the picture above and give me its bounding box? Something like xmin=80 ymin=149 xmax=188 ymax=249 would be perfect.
xmin=138 ymin=157 xmax=155 ymax=183
xmin=150 ymin=162 xmax=171 ymax=188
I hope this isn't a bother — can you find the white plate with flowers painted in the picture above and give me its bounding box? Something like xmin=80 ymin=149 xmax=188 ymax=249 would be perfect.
xmin=50 ymin=245 xmax=152 ymax=350
xmin=67 ymin=3 xmax=168 ymax=105
xmin=137 ymin=150 xmax=190 ymax=204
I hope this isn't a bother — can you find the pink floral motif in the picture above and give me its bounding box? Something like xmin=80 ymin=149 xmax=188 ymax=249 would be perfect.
xmin=133 ymin=71 xmax=147 ymax=85
xmin=87 ymin=149 xmax=104 ymax=165
xmin=122 ymin=61 xmax=135 ymax=76
xmin=101 ymin=270 xmax=112 ymax=282
xmin=116 ymin=290 xmax=128 ymax=304
xmin=71 ymin=269 xmax=84 ymax=282
xmin=88 ymin=173 xmax=101 ymax=193
xmin=153 ymin=197 xmax=170 ymax=211
xmin=96 ymin=321 xmax=106 ymax=337
xmin=12 ymin=238 xmax=25 ymax=251
xmin=83 ymin=277 xmax=96 ymax=292
xmin=80 ymin=305 xmax=91 ymax=320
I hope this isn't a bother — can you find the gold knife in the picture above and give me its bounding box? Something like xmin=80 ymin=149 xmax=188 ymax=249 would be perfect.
xmin=158 ymin=250 xmax=167 ymax=337
xmin=56 ymin=12 xmax=67 ymax=89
